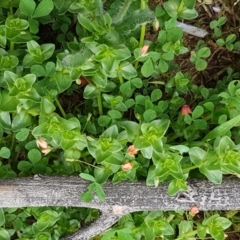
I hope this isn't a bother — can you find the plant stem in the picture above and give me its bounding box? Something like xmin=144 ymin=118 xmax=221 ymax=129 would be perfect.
xmin=10 ymin=7 xmax=13 ymax=15
xmin=97 ymin=94 xmax=103 ymax=116
xmin=135 ymin=0 xmax=146 ymax=69
xmin=9 ymin=41 xmax=14 ymax=54
xmin=177 ymin=0 xmax=184 ymax=13
xmin=119 ymin=75 xmax=124 ymax=85
xmin=55 ymin=98 xmax=66 ymax=118
xmin=183 ymin=165 xmax=199 ymax=173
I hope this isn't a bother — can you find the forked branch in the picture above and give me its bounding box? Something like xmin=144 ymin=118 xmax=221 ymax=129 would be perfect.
xmin=0 ymin=176 xmax=239 ymax=239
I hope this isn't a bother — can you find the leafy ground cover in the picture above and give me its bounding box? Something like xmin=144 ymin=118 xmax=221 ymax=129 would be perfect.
xmin=0 ymin=0 xmax=240 ymax=239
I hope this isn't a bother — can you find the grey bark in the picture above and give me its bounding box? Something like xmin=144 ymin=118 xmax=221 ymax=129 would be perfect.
xmin=0 ymin=176 xmax=239 ymax=239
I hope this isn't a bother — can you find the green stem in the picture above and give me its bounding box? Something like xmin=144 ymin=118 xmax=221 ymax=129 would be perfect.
xmin=9 ymin=41 xmax=14 ymax=54
xmin=9 ymin=133 xmax=15 ymax=163
xmin=10 ymin=7 xmax=13 ymax=15
xmin=97 ymin=94 xmax=103 ymax=116
xmin=82 ymin=113 xmax=92 ymax=133
xmin=55 ymin=98 xmax=66 ymax=118
xmin=135 ymin=0 xmax=147 ymax=69
xmin=177 ymin=0 xmax=184 ymax=13
xmin=119 ymin=75 xmax=124 ymax=85
xmin=183 ymin=165 xmax=199 ymax=173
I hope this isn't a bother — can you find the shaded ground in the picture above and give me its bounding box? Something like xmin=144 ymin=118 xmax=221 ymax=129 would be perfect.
xmin=148 ymin=0 xmax=240 ymax=87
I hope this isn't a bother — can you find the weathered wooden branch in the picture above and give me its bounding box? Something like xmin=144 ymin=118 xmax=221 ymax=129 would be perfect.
xmin=177 ymin=22 xmax=208 ymax=38
xmin=1 ymin=176 xmax=240 ymax=239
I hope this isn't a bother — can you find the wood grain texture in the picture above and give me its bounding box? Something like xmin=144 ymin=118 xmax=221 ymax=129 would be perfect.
xmin=0 ymin=176 xmax=239 ymax=239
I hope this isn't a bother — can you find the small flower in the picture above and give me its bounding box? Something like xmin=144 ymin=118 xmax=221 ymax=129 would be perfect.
xmin=224 ymin=233 xmax=228 ymax=238
xmin=140 ymin=44 xmax=149 ymax=56
xmin=36 ymin=138 xmax=51 ymax=155
xmin=127 ymin=145 xmax=139 ymax=155
xmin=181 ymin=105 xmax=192 ymax=116
xmin=36 ymin=138 xmax=48 ymax=149
xmin=121 ymin=162 xmax=134 ymax=171
xmin=189 ymin=206 xmax=199 ymax=216
xmin=41 ymin=147 xmax=51 ymax=155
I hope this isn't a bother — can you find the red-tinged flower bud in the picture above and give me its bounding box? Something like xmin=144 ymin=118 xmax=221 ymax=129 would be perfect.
xmin=127 ymin=145 xmax=139 ymax=155
xmin=140 ymin=45 xmax=149 ymax=56
xmin=181 ymin=105 xmax=192 ymax=116
xmin=121 ymin=162 xmax=134 ymax=171
xmin=36 ymin=138 xmax=48 ymax=149
xmin=189 ymin=206 xmax=199 ymax=216
xmin=77 ymin=77 xmax=88 ymax=85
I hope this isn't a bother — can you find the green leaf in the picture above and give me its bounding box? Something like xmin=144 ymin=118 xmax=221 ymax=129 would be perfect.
xmin=28 ymin=149 xmax=42 ymax=164
xmin=0 ymin=147 xmax=10 ymax=158
xmin=19 ymin=0 xmax=36 ymax=17
xmin=199 ymin=167 xmax=222 ymax=184
xmin=183 ymin=0 xmax=195 ymax=9
xmin=203 ymin=114 xmax=240 ymax=140
xmin=80 ymin=173 xmax=95 ymax=182
xmin=83 ymin=84 xmax=100 ymax=99
xmin=143 ymin=109 xmax=157 ymax=122
xmin=108 ymin=110 xmax=122 ymax=120
xmin=192 ymin=106 xmax=204 ymax=119
xmin=94 ymin=167 xmax=113 ymax=184
xmin=0 ymin=209 xmax=5 ymax=227
xmin=17 ymin=161 xmax=33 ymax=172
xmin=216 ymin=217 xmax=232 ymax=229
xmin=141 ymin=59 xmax=154 ymax=77
xmin=81 ymin=191 xmax=93 ymax=202
xmin=31 ymin=65 xmax=46 ymax=77
xmin=77 ymin=14 xmax=96 ymax=32
xmin=0 ymin=227 xmax=10 ymax=240
xmin=168 ymin=179 xmax=188 ymax=196
xmin=195 ymin=58 xmax=208 ymax=71
xmin=33 ymin=0 xmax=54 ymax=18
xmin=15 ymin=128 xmax=30 ymax=141
xmin=98 ymin=115 xmax=111 ymax=127
xmin=193 ymin=119 xmax=207 ymax=130
xmin=95 ymin=182 xmax=106 ymax=201
xmin=189 ymin=147 xmax=206 ymax=166
xmin=119 ymin=62 xmax=137 ymax=80
xmin=197 ymin=223 xmax=207 ymax=239
xmin=131 ymin=78 xmax=143 ymax=88
xmin=41 ymin=98 xmax=56 ymax=114
xmin=151 ymin=89 xmax=162 ymax=102
xmin=178 ymin=220 xmax=194 ymax=237
xmin=36 ymin=210 xmax=60 ymax=231
xmin=12 ymin=111 xmax=32 ymax=131
xmin=197 ymin=47 xmax=211 ymax=58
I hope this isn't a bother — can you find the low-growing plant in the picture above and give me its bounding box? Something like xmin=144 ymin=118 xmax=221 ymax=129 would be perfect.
xmin=0 ymin=0 xmax=240 ymax=239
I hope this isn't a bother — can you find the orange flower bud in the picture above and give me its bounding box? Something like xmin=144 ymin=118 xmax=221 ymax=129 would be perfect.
xmin=181 ymin=105 xmax=192 ymax=116
xmin=140 ymin=44 xmax=149 ymax=56
xmin=189 ymin=206 xmax=199 ymax=216
xmin=127 ymin=145 xmax=139 ymax=155
xmin=121 ymin=162 xmax=134 ymax=171
xmin=36 ymin=138 xmax=48 ymax=149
